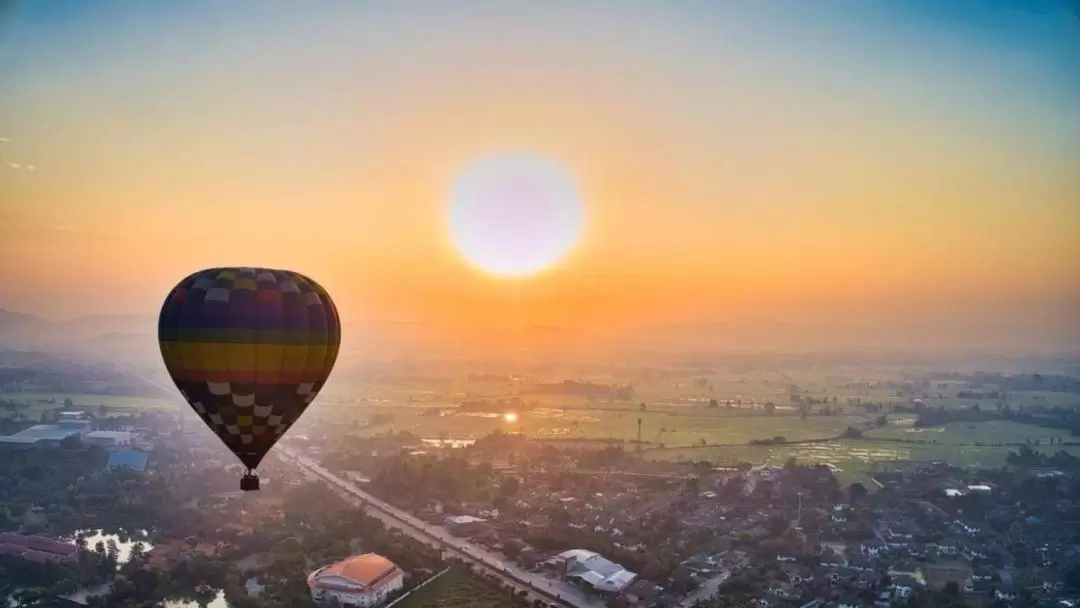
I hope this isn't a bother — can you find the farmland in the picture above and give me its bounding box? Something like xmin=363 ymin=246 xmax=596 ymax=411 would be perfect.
xmin=396 ymin=569 xmax=528 ymax=608
xmin=648 ymin=417 xmax=1080 ymax=488
xmin=3 ymin=357 xmax=1078 ymax=488
xmin=0 ymin=392 xmax=179 ymax=419
xmin=866 ymin=418 xmax=1068 ymax=446
xmin=649 ymin=437 xmax=1080 ymax=469
xmin=336 ymin=404 xmax=865 ymax=448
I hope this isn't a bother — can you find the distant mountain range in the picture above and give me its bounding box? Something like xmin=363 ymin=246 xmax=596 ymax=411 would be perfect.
xmin=0 ymin=309 xmax=156 ymax=351
xmin=0 ymin=308 xmax=579 ymax=360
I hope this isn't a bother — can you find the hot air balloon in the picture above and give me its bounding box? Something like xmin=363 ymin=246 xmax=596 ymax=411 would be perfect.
xmin=158 ymin=267 xmax=340 ymax=491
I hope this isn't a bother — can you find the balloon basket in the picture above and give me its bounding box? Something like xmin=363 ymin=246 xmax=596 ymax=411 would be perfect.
xmin=240 ymin=472 xmax=260 ymax=492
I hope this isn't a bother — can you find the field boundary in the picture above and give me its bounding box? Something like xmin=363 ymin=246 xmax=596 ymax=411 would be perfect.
xmin=386 ymin=567 xmax=450 ymax=608
xmin=641 ymin=434 xmax=847 ymax=453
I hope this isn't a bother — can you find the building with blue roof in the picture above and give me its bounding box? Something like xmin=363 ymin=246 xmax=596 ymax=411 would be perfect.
xmin=107 ymin=450 xmax=149 ymax=472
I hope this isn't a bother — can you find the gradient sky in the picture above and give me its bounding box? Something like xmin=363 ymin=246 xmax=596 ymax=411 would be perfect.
xmin=1 ymin=1 xmax=1078 ymax=353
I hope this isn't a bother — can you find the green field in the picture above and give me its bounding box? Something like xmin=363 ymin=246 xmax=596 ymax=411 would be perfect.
xmin=649 ymin=437 xmax=1080 ymax=488
xmin=4 ymin=377 xmax=1076 ymax=483
xmin=0 ymin=392 xmax=180 ymax=419
xmin=867 ymin=419 xmax=1068 ymax=446
xmin=397 ymin=569 xmax=524 ymax=608
xmin=337 ymin=405 xmax=865 ymax=448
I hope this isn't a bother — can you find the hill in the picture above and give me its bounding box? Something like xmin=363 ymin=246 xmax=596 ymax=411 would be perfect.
xmin=0 ymin=309 xmax=156 ymax=353
xmin=0 ymin=309 xmax=53 ymax=346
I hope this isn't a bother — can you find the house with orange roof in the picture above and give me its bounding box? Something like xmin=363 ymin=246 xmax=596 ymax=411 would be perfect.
xmin=306 ymin=553 xmax=405 ymax=607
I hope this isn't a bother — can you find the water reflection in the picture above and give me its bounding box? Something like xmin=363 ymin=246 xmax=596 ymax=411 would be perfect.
xmin=69 ymin=529 xmax=152 ymax=564
xmin=163 ymin=590 xmax=230 ymax=608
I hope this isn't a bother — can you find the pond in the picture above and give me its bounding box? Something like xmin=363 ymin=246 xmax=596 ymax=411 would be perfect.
xmin=69 ymin=529 xmax=153 ymax=564
xmin=163 ymin=590 xmax=230 ymax=608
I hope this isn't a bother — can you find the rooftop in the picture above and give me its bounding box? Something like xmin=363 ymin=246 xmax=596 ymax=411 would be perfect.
xmin=308 ymin=553 xmax=401 ymax=591
xmin=11 ymin=424 xmax=83 ymax=442
xmin=0 ymin=436 xmax=40 ymax=444
xmin=559 ymin=549 xmax=637 ymax=593
xmin=87 ymin=431 xmax=133 ymax=441
xmin=444 ymin=515 xmax=486 ymax=525
xmin=0 ymin=533 xmax=79 ymax=562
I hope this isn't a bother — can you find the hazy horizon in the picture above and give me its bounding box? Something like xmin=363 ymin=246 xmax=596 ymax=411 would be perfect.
xmin=2 ymin=1 xmax=1078 ymax=355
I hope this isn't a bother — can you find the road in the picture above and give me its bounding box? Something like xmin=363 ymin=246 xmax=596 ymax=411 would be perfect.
xmin=279 ymin=446 xmax=605 ymax=608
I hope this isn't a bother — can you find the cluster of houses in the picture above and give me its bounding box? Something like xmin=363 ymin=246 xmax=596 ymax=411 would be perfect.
xmin=720 ymin=460 xmax=1080 ymax=606
xmin=388 ymin=450 xmax=1080 ymax=606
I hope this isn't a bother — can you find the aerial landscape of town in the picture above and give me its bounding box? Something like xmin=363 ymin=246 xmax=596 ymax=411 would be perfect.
xmin=3 ymin=0 xmax=1078 ymax=607
xmin=1 ymin=346 xmax=1079 ymax=607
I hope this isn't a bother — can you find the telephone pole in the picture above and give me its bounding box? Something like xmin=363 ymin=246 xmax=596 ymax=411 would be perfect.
xmin=636 ymin=417 xmax=642 ymax=455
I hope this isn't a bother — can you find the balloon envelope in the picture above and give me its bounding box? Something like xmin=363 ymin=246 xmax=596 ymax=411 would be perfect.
xmin=158 ymin=267 xmax=340 ymax=470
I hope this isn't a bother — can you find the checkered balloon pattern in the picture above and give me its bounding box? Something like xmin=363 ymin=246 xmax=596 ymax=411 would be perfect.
xmin=158 ymin=268 xmax=341 ymax=470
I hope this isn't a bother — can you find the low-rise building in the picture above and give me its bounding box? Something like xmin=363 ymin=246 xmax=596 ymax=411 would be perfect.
xmin=85 ymin=430 xmax=133 ymax=450
xmin=0 ymin=533 xmax=79 ymax=564
xmin=0 ymin=420 xmax=90 ymax=447
xmin=558 ymin=549 xmax=637 ymax=594
xmin=307 ymin=553 xmax=405 ymax=607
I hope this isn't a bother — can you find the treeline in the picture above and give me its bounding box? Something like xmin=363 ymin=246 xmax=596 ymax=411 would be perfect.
xmin=925 ymin=372 xmax=1080 ymax=394
xmin=525 ymin=380 xmax=634 ymax=401
xmin=1006 ymin=445 xmax=1080 ymax=470
xmin=906 ymin=401 xmax=1080 ymax=437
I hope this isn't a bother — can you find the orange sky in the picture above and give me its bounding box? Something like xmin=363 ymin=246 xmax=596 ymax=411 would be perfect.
xmin=1 ymin=2 xmax=1078 ymax=353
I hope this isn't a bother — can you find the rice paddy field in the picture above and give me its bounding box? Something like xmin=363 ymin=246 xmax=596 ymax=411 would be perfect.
xmin=396 ymin=569 xmax=526 ymax=608
xmin=649 ymin=439 xmax=1080 ymax=469
xmin=6 ymin=364 xmax=1078 ymax=486
xmin=649 ymin=420 xmax=1080 ymax=488
xmin=324 ymin=404 xmax=866 ymax=447
xmin=320 ymin=364 xmax=1080 ymax=418
xmin=866 ymin=418 xmax=1069 ymax=446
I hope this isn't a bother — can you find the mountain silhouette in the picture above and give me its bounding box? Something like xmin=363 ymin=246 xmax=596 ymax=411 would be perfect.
xmin=0 ymin=309 xmax=156 ymax=350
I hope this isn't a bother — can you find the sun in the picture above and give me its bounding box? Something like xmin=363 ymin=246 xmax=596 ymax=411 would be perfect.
xmin=503 ymin=412 xmax=519 ymax=424
xmin=447 ymin=152 xmax=585 ymax=278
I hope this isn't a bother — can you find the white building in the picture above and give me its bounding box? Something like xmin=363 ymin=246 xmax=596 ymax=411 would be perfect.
xmin=558 ymin=549 xmax=636 ymax=594
xmin=84 ymin=431 xmax=133 ymax=450
xmin=443 ymin=515 xmax=486 ymax=526
xmin=307 ymin=554 xmax=405 ymax=607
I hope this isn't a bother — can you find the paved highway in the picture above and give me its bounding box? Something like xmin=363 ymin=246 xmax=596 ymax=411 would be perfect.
xmin=279 ymin=447 xmax=605 ymax=608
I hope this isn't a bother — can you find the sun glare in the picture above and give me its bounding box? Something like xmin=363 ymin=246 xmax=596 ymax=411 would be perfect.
xmin=503 ymin=412 xmax=519 ymax=424
xmin=447 ymin=153 xmax=585 ymax=278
